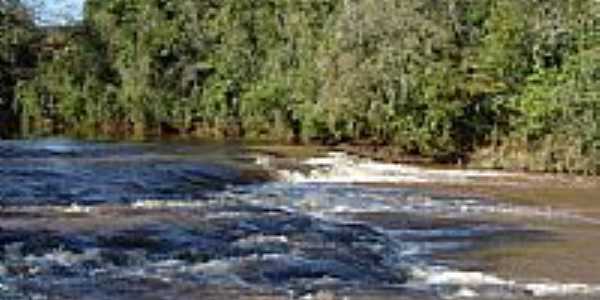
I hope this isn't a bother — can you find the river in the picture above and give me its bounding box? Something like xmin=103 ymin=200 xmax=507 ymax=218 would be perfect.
xmin=0 ymin=139 xmax=599 ymax=299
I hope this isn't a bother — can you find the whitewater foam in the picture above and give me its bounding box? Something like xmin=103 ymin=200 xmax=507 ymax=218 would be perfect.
xmin=131 ymin=199 xmax=210 ymax=209
xmin=260 ymin=152 xmax=517 ymax=185
xmin=62 ymin=203 xmax=93 ymax=214
xmin=249 ymin=152 xmax=600 ymax=298
xmin=235 ymin=235 xmax=289 ymax=246
xmin=408 ymin=265 xmax=600 ymax=299
xmin=524 ymin=283 xmax=600 ymax=297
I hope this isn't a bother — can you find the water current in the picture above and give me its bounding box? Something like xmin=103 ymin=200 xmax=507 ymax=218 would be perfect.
xmin=0 ymin=139 xmax=598 ymax=299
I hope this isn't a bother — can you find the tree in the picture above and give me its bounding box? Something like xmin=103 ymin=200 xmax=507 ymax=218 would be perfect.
xmin=0 ymin=0 xmax=38 ymax=137
xmin=7 ymin=0 xmax=600 ymax=173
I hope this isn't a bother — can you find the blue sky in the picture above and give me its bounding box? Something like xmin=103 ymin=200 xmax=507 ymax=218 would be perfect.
xmin=26 ymin=0 xmax=85 ymax=25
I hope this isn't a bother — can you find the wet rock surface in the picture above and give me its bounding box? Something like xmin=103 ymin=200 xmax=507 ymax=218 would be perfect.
xmin=0 ymin=201 xmax=542 ymax=299
xmin=0 ymin=205 xmax=409 ymax=299
xmin=1 ymin=140 xmax=598 ymax=299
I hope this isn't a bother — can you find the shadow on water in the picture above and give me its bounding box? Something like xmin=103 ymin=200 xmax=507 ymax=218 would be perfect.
xmin=0 ymin=139 xmax=252 ymax=205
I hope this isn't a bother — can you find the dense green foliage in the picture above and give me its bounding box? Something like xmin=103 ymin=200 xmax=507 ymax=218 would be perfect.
xmin=3 ymin=0 xmax=600 ymax=173
xmin=0 ymin=0 xmax=39 ymax=136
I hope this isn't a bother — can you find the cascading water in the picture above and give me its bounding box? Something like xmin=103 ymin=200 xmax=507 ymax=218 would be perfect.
xmin=0 ymin=140 xmax=598 ymax=299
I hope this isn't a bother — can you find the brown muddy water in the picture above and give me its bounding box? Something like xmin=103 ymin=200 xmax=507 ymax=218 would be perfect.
xmin=0 ymin=139 xmax=599 ymax=300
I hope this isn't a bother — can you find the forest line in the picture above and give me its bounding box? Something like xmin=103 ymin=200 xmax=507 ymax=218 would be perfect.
xmin=2 ymin=0 xmax=600 ymax=173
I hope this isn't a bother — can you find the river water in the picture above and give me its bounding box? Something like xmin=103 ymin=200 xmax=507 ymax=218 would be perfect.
xmin=0 ymin=139 xmax=599 ymax=300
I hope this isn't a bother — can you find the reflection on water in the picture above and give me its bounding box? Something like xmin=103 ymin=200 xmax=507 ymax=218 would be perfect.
xmin=0 ymin=140 xmax=599 ymax=299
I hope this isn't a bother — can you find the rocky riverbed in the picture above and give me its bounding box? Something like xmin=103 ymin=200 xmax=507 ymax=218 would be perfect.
xmin=1 ymin=139 xmax=599 ymax=299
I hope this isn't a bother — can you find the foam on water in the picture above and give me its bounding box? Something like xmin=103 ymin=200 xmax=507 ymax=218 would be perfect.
xmin=524 ymin=283 xmax=600 ymax=297
xmin=61 ymin=203 xmax=94 ymax=214
xmin=408 ymin=266 xmax=600 ymax=299
xmin=1 ymin=144 xmax=599 ymax=299
xmin=249 ymin=152 xmax=600 ymax=298
xmin=119 ymin=169 xmax=596 ymax=298
xmin=6 ymin=149 xmax=587 ymax=299
xmin=213 ymin=180 xmax=596 ymax=225
xmin=263 ymin=152 xmax=516 ymax=185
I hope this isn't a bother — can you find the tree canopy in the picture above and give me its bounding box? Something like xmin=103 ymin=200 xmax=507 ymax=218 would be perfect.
xmin=3 ymin=0 xmax=600 ymax=173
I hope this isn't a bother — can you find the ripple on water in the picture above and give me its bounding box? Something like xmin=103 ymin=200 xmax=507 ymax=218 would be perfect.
xmin=0 ymin=202 xmax=411 ymax=299
xmin=1 ymin=142 xmax=599 ymax=299
xmin=0 ymin=139 xmax=247 ymax=205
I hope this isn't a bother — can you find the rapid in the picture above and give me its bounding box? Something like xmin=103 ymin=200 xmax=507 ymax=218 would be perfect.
xmin=0 ymin=139 xmax=599 ymax=300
